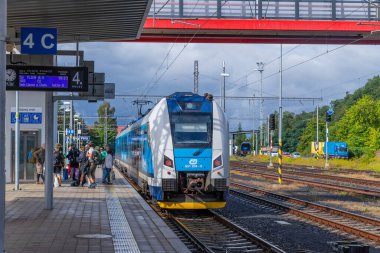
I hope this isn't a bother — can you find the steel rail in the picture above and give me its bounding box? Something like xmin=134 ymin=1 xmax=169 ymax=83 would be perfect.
xmin=114 ymin=161 xmax=205 ymax=253
xmin=232 ymin=167 xmax=380 ymax=198
xmin=169 ymin=210 xmax=287 ymax=253
xmin=231 ymin=160 xmax=380 ymax=176
xmin=115 ymin=160 xmax=286 ymax=253
xmin=232 ymin=164 xmax=380 ymax=188
xmin=230 ymin=182 xmax=380 ymax=243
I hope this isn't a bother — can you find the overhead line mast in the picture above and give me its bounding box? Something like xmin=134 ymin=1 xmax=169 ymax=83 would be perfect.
xmin=115 ymin=94 xmax=322 ymax=102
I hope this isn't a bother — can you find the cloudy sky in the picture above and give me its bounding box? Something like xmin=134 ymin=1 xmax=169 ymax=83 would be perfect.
xmin=58 ymin=41 xmax=380 ymax=131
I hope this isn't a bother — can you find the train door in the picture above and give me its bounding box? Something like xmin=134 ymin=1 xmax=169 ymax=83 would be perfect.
xmin=11 ymin=131 xmax=40 ymax=182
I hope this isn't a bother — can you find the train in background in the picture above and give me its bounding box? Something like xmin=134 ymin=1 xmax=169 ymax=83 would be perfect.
xmin=240 ymin=142 xmax=252 ymax=156
xmin=311 ymin=142 xmax=348 ymax=159
xmin=115 ymin=92 xmax=229 ymax=209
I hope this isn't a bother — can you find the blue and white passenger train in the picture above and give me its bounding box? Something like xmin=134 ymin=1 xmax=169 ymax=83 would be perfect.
xmin=115 ymin=92 xmax=229 ymax=209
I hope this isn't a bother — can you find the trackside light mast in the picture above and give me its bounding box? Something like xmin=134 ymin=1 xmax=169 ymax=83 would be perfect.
xmin=220 ymin=61 xmax=229 ymax=112
xmin=278 ymin=44 xmax=283 ymax=185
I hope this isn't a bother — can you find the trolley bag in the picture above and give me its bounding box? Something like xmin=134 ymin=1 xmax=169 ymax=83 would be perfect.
xmin=63 ymin=168 xmax=68 ymax=180
xmin=74 ymin=168 xmax=80 ymax=179
xmin=54 ymin=176 xmax=59 ymax=188
xmin=111 ymin=170 xmax=115 ymax=181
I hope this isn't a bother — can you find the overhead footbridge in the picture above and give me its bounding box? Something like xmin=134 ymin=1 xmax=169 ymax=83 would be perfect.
xmin=135 ymin=0 xmax=380 ymax=44
xmin=7 ymin=0 xmax=153 ymax=42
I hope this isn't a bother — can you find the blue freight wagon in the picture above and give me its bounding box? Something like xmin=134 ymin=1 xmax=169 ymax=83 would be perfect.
xmin=324 ymin=142 xmax=348 ymax=159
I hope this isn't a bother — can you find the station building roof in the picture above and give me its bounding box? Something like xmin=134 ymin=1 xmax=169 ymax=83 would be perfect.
xmin=8 ymin=0 xmax=153 ymax=42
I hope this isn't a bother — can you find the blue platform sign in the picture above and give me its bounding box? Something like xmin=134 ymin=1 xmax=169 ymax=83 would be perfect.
xmin=21 ymin=27 xmax=57 ymax=55
xmin=11 ymin=112 xmax=42 ymax=124
xmin=327 ymin=109 xmax=334 ymax=116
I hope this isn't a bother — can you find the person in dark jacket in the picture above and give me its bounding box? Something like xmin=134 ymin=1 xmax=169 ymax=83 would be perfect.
xmin=33 ymin=144 xmax=45 ymax=184
xmin=79 ymin=145 xmax=90 ymax=187
xmin=66 ymin=144 xmax=80 ymax=184
xmin=102 ymin=145 xmax=113 ymax=184
xmin=53 ymin=144 xmax=65 ymax=187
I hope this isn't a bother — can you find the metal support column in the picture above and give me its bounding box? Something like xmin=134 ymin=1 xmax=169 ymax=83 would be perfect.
xmin=0 ymin=0 xmax=7 ymax=250
xmin=252 ymin=95 xmax=255 ymax=155
xmin=194 ymin=60 xmax=199 ymax=94
xmin=325 ymin=122 xmax=329 ymax=169
xmin=278 ymin=44 xmax=283 ymax=185
xmin=221 ymin=61 xmax=227 ymax=112
xmin=332 ymin=0 xmax=336 ymax=20
xmin=267 ymin=115 xmax=270 ymax=151
xmin=255 ymin=132 xmax=259 ymax=156
xmin=217 ymin=0 xmax=222 ymax=18
xmin=316 ymin=105 xmax=319 ymax=157
xmin=104 ymin=107 xmax=108 ymax=145
xmin=63 ymin=110 xmax=66 ymax=155
xmin=257 ymin=62 xmax=264 ymax=153
xmin=368 ymin=0 xmax=372 ymax=20
xmin=70 ymin=100 xmax=73 ymax=145
xmin=295 ymin=0 xmax=300 ymax=19
xmin=179 ymin=0 xmax=184 ymax=17
xmin=258 ymin=0 xmax=262 ymax=19
xmin=269 ymin=130 xmax=274 ymax=167
xmin=45 ymin=92 xmax=54 ymax=209
xmin=14 ymin=91 xmax=20 ymax=191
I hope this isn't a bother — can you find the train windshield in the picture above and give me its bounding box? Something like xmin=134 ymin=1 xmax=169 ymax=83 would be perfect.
xmin=337 ymin=147 xmax=347 ymax=152
xmin=170 ymin=114 xmax=212 ymax=147
xmin=241 ymin=143 xmax=251 ymax=151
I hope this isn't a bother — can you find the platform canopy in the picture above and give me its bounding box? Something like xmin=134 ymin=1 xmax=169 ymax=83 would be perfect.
xmin=7 ymin=0 xmax=153 ymax=42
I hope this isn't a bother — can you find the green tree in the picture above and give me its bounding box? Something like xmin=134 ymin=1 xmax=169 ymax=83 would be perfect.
xmin=89 ymin=102 xmax=117 ymax=148
xmin=297 ymin=114 xmax=326 ymax=155
xmin=331 ymin=96 xmax=380 ymax=157
xmin=235 ymin=123 xmax=247 ymax=148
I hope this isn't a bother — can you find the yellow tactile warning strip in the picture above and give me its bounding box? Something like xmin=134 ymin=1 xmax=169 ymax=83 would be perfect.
xmin=106 ymin=188 xmax=141 ymax=253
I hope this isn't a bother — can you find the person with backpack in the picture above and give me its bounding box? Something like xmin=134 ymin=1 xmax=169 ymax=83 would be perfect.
xmin=78 ymin=145 xmax=89 ymax=187
xmin=53 ymin=144 xmax=65 ymax=187
xmin=100 ymin=146 xmax=107 ymax=184
xmin=102 ymin=146 xmax=113 ymax=185
xmin=33 ymin=144 xmax=45 ymax=184
xmin=86 ymin=142 xmax=99 ymax=188
xmin=66 ymin=144 xmax=80 ymax=185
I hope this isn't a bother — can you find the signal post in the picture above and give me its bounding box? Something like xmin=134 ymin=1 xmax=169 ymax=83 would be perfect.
xmin=268 ymin=114 xmax=275 ymax=168
xmin=325 ymin=109 xmax=333 ymax=169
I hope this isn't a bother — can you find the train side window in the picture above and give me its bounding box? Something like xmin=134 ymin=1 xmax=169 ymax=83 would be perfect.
xmin=147 ymin=124 xmax=151 ymax=145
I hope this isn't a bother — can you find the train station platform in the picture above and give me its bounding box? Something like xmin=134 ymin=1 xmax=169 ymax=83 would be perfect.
xmin=4 ymin=169 xmax=190 ymax=253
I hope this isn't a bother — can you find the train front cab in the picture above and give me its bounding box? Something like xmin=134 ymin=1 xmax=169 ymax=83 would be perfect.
xmin=156 ymin=93 xmax=229 ymax=209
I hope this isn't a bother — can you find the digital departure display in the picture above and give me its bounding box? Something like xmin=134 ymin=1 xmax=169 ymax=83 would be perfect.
xmin=6 ymin=65 xmax=88 ymax=92
xmin=19 ymin=75 xmax=69 ymax=89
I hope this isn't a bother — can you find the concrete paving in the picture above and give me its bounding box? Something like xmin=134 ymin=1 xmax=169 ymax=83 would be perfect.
xmin=4 ymin=168 xmax=190 ymax=253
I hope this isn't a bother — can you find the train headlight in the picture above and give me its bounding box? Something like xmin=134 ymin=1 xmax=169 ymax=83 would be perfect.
xmin=164 ymin=155 xmax=173 ymax=168
xmin=185 ymin=103 xmax=196 ymax=110
xmin=213 ymin=155 xmax=222 ymax=168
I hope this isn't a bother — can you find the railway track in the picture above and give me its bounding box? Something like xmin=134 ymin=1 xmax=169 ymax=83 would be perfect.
xmin=168 ymin=210 xmax=286 ymax=253
xmin=232 ymin=161 xmax=380 ymax=187
xmin=231 ymin=160 xmax=380 ymax=177
xmin=232 ymin=167 xmax=380 ymax=198
xmin=230 ymin=182 xmax=380 ymax=243
xmin=115 ymin=162 xmax=286 ymax=253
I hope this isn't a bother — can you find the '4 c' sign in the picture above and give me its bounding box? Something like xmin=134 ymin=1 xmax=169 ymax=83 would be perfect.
xmin=21 ymin=27 xmax=57 ymax=55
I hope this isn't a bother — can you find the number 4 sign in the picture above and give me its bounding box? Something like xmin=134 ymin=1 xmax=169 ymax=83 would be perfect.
xmin=21 ymin=27 xmax=57 ymax=55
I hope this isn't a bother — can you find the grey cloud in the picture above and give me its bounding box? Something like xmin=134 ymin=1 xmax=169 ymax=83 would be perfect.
xmin=58 ymin=42 xmax=380 ymax=131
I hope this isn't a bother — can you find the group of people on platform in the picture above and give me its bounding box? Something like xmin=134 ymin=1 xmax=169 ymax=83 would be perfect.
xmin=31 ymin=142 xmax=114 ymax=189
